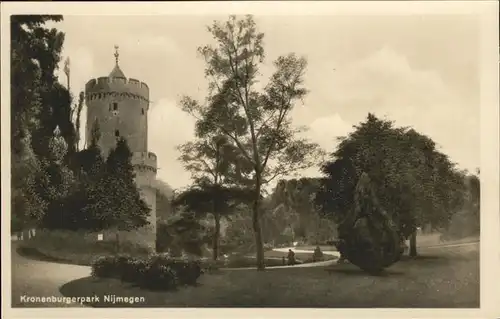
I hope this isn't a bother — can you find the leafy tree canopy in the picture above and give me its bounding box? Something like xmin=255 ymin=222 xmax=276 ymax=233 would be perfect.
xmin=180 ymin=15 xmax=324 ymax=269
xmin=316 ymin=113 xmax=467 ymax=239
xmin=11 ymin=15 xmax=76 ymax=160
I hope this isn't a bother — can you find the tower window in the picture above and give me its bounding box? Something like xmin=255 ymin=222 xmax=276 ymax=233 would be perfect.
xmin=115 ymin=130 xmax=120 ymax=137
xmin=112 ymin=102 xmax=118 ymax=111
xmin=141 ymin=108 xmax=145 ymax=115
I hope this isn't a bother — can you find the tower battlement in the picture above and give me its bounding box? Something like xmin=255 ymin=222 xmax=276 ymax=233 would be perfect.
xmin=132 ymin=152 xmax=157 ymax=200
xmin=85 ymin=77 xmax=149 ymax=103
xmin=132 ymin=151 xmax=158 ymax=173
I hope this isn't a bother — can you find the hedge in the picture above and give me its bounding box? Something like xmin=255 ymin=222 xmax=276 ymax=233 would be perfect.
xmin=91 ymin=254 xmax=203 ymax=291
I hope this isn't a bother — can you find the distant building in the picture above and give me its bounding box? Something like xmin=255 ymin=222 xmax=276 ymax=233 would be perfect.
xmin=84 ymin=46 xmax=158 ymax=250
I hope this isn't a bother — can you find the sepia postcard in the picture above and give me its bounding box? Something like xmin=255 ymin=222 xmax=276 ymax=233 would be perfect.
xmin=1 ymin=1 xmax=499 ymax=319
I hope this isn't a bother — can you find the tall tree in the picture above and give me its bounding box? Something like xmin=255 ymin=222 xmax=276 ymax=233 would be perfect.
xmin=11 ymin=15 xmax=76 ymax=161
xmin=10 ymin=15 xmax=64 ymax=232
xmin=157 ymin=211 xmax=211 ymax=257
xmin=101 ymin=138 xmax=151 ymax=251
xmin=180 ymin=15 xmax=323 ymax=270
xmin=316 ymin=114 xmax=466 ymax=258
xmin=11 ymin=15 xmax=63 ymax=157
xmin=175 ymin=135 xmax=254 ymax=260
xmin=443 ymin=172 xmax=480 ymax=239
xmin=172 ymin=184 xmax=255 ymax=260
xmin=223 ymin=207 xmax=257 ymax=254
xmin=269 ymin=177 xmax=332 ymax=242
xmin=466 ymin=172 xmax=480 ymax=216
xmin=11 ymin=15 xmax=79 ymax=233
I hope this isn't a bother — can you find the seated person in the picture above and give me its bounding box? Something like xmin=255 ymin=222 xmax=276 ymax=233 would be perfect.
xmin=287 ymin=249 xmax=296 ymax=265
xmin=312 ymin=246 xmax=324 ymax=262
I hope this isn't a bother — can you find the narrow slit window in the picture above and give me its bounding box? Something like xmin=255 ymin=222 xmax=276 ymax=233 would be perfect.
xmin=115 ymin=130 xmax=120 ymax=137
xmin=141 ymin=108 xmax=145 ymax=115
xmin=112 ymin=102 xmax=118 ymax=111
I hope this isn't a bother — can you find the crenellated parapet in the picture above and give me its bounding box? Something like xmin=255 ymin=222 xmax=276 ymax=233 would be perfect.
xmin=85 ymin=77 xmax=149 ymax=105
xmin=132 ymin=151 xmax=157 ymax=171
xmin=132 ymin=151 xmax=158 ymax=189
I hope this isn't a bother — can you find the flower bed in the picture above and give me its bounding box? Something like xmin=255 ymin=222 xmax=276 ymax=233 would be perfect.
xmin=91 ymin=254 xmax=203 ymax=291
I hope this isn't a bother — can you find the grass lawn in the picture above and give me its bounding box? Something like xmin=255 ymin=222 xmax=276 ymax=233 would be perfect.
xmin=59 ymin=245 xmax=479 ymax=308
xmin=294 ymin=234 xmax=480 ymax=251
xmin=18 ymin=237 xmax=150 ymax=267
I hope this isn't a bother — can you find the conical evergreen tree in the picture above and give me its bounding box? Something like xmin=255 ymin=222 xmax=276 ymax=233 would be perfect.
xmin=335 ymin=172 xmax=404 ymax=274
xmin=102 ymin=138 xmax=150 ymax=251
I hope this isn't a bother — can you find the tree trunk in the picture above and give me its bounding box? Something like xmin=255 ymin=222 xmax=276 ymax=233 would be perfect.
xmin=252 ymin=179 xmax=265 ymax=271
xmin=409 ymin=231 xmax=417 ymax=257
xmin=115 ymin=231 xmax=120 ymax=254
xmin=213 ymin=214 xmax=221 ymax=261
xmin=316 ymin=217 xmax=321 ymax=245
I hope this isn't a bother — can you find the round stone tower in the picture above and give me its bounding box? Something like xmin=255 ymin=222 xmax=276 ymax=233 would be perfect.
xmin=84 ymin=46 xmax=157 ymax=251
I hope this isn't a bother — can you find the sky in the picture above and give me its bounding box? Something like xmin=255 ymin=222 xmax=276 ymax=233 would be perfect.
xmin=52 ymin=14 xmax=480 ymax=191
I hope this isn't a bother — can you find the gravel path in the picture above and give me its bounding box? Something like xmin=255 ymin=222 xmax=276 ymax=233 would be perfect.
xmin=11 ymin=242 xmax=90 ymax=308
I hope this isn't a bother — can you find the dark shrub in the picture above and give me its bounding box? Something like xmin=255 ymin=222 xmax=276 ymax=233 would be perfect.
xmin=91 ymin=256 xmax=119 ymax=278
xmin=91 ymin=254 xmax=137 ymax=279
xmin=138 ymin=254 xmax=202 ymax=290
xmin=156 ymin=255 xmax=202 ymax=285
xmin=115 ymin=254 xmax=132 ymax=270
xmin=167 ymin=258 xmax=202 ymax=286
xmin=91 ymin=253 xmax=203 ymax=290
xmin=139 ymin=259 xmax=179 ymax=291
xmin=121 ymin=258 xmax=148 ymax=283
